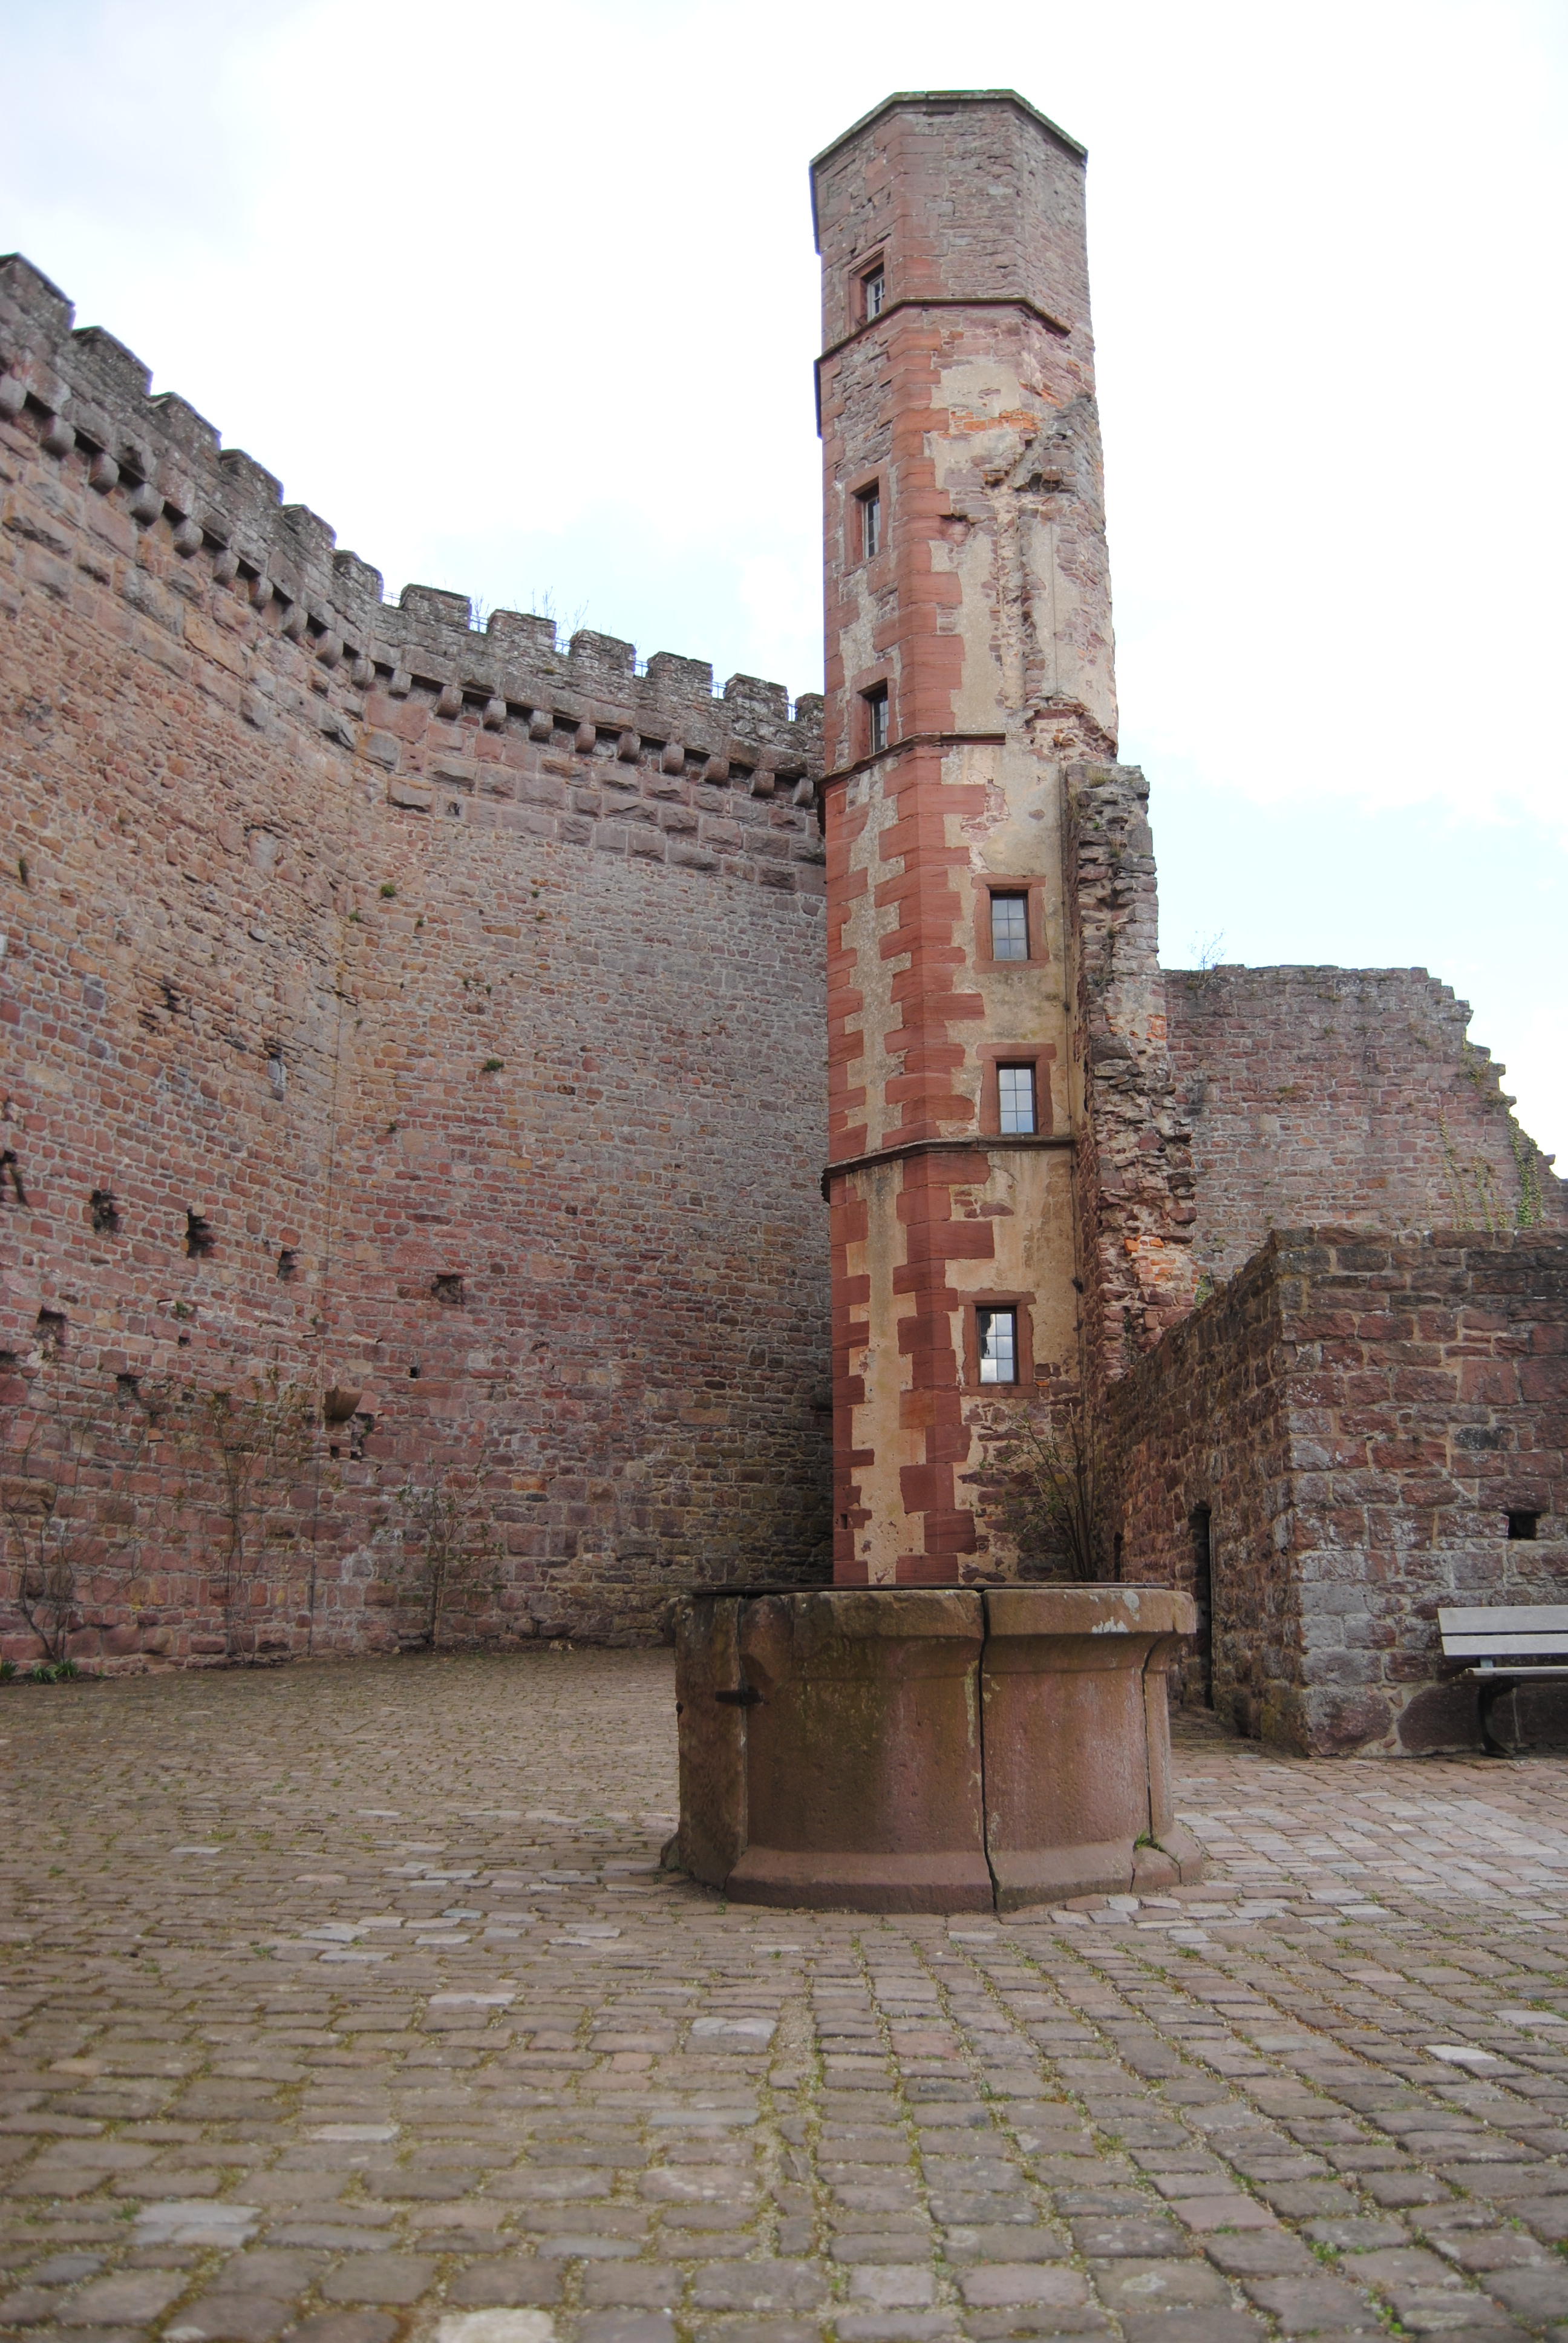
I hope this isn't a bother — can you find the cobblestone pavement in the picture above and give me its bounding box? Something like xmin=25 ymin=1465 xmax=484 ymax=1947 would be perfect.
xmin=8 ymin=1654 xmax=1568 ymax=2343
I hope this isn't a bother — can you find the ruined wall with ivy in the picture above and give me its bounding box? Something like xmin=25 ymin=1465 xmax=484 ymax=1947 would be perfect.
xmin=1165 ymin=965 xmax=1566 ymax=1289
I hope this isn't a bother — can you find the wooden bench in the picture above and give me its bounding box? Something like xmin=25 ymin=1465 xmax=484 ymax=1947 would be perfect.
xmin=1439 ymin=1605 xmax=1568 ymax=1757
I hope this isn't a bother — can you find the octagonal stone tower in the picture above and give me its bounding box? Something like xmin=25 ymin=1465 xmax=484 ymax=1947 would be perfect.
xmin=814 ymin=90 xmax=1122 ymax=1584
xmin=672 ymin=93 xmax=1204 ymax=1913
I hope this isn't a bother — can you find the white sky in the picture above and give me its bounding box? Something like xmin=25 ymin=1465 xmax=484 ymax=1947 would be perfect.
xmin=3 ymin=0 xmax=1564 ymax=1158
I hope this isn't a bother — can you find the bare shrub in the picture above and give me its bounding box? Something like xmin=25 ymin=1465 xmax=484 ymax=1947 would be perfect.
xmin=165 ymin=1370 xmax=315 ymax=1659
xmin=390 ymin=1476 xmax=503 ymax=1648
xmin=986 ymin=1400 xmax=1114 ymax=1582
xmin=1 ymin=1363 xmax=150 ymax=1662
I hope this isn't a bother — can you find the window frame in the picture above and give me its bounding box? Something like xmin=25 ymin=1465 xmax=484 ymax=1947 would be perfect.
xmin=974 ymin=876 xmax=1051 ymax=971
xmin=976 ymin=1305 xmax=1018 ymax=1385
xmin=861 ymin=261 xmax=886 ymax=322
xmin=961 ymin=1292 xmax=1036 ymax=1389
xmin=996 ymin=1063 xmax=1037 ymax=1135
xmin=858 ymin=482 xmax=881 ymax=560
xmin=863 ymin=683 xmax=890 ymax=757
xmin=988 ymin=892 xmax=1030 ymax=962
xmin=976 ymin=1045 xmax=1055 ymax=1137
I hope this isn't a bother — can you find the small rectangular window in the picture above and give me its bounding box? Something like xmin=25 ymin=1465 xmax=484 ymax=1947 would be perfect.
xmin=998 ymin=1065 xmax=1036 ymax=1134
xmin=865 ymin=684 xmax=889 ymax=756
xmin=990 ymin=893 xmax=1028 ymax=960
xmin=977 ymin=1306 xmax=1017 ymax=1384
xmin=863 ymin=266 xmax=885 ymax=320
xmin=859 ymin=486 xmax=881 ymax=560
xmin=1508 ymin=1510 xmax=1540 ymax=1541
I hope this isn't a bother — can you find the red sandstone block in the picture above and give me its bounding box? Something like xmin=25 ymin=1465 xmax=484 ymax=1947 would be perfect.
xmin=1387 ymin=1369 xmax=1460 ymax=1402
xmin=912 ymin=1509 xmax=980 ymax=1553
xmin=1459 ymin=1363 xmax=1521 ymax=1404
xmin=895 ymin=1326 xmax=960 ymax=1371
xmin=895 ymin=1554 xmax=961 ymax=1584
xmin=898 ymin=1387 xmax=964 ymax=1427
xmin=873 ymin=877 xmax=961 ymax=922
xmin=897 ymin=1464 xmax=954 ymax=1515
xmin=889 ymin=1041 xmax=969 ymax=1075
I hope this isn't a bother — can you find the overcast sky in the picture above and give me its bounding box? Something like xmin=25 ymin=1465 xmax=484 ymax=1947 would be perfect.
xmin=3 ymin=0 xmax=1564 ymax=1159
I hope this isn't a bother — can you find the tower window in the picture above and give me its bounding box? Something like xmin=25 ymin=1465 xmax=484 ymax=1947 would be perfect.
xmin=859 ymin=485 xmax=881 ymax=560
xmin=998 ymin=1065 xmax=1036 ymax=1134
xmin=977 ymin=1306 xmax=1017 ymax=1384
xmin=1508 ymin=1510 xmax=1540 ymax=1541
xmin=990 ymin=893 xmax=1029 ymax=960
xmin=864 ymin=684 xmax=889 ymax=756
xmin=863 ymin=265 xmax=885 ymax=320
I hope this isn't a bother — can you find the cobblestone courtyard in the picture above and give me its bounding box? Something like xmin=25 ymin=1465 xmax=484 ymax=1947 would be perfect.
xmin=8 ymin=1655 xmax=1568 ymax=2343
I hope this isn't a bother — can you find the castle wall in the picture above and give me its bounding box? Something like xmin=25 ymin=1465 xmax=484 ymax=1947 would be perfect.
xmin=1166 ymin=964 xmax=1566 ymax=1284
xmin=7 ymin=117 xmax=1567 ymax=1682
xmin=0 ymin=255 xmax=831 ymax=1665
xmin=1112 ymin=1228 xmax=1568 ymax=1755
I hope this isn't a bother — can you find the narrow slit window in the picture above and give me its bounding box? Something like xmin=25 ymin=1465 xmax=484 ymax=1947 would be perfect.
xmin=859 ymin=485 xmax=881 ymax=560
xmin=863 ymin=265 xmax=885 ymax=320
xmin=865 ymin=684 xmax=889 ymax=756
xmin=990 ymin=892 xmax=1029 ymax=960
xmin=998 ymin=1064 xmax=1036 ymax=1134
xmin=977 ymin=1306 xmax=1017 ymax=1384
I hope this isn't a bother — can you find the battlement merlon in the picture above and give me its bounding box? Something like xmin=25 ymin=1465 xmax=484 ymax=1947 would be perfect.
xmin=0 ymin=254 xmax=822 ymax=778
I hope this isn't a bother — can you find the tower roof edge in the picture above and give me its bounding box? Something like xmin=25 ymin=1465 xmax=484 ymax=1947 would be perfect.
xmin=809 ymin=87 xmax=1085 ymax=191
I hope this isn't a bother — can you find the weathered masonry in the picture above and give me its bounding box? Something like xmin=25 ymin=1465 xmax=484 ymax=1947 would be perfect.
xmin=808 ymin=88 xmax=1563 ymax=1747
xmin=0 ymin=254 xmax=830 ymax=1659
xmin=812 ymin=90 xmax=1563 ymax=1603
xmin=815 ymin=93 xmax=1197 ymax=1587
xmin=1111 ymin=1228 xmax=1568 ymax=1755
xmin=1 ymin=91 xmax=1563 ymax=1729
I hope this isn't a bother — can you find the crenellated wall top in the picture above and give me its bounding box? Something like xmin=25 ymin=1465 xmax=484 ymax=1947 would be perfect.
xmin=0 ymin=254 xmax=823 ymax=778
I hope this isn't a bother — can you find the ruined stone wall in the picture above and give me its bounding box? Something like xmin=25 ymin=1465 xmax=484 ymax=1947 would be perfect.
xmin=1108 ymin=1233 xmax=1290 ymax=1719
xmin=1166 ymin=965 xmax=1566 ymax=1286
xmin=0 ymin=255 xmax=831 ymax=1666
xmin=1064 ymin=762 xmax=1198 ymax=1397
xmin=1111 ymin=1227 xmax=1568 ymax=1755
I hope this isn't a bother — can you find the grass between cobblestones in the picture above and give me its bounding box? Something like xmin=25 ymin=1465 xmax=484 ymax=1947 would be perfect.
xmin=4 ymin=1653 xmax=1568 ymax=2343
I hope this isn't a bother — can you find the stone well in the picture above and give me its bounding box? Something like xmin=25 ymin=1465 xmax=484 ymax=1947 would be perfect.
xmin=673 ymin=1584 xmax=1203 ymax=1913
